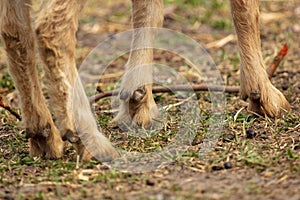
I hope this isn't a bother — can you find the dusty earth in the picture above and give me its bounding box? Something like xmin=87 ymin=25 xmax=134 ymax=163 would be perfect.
xmin=0 ymin=0 xmax=300 ymax=199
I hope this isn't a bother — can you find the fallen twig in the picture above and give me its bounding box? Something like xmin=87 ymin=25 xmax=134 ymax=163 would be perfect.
xmin=286 ymin=123 xmax=300 ymax=134
xmin=163 ymin=94 xmax=196 ymax=111
xmin=90 ymin=43 xmax=288 ymax=103
xmin=0 ymin=94 xmax=21 ymax=120
xmin=205 ymin=34 xmax=236 ymax=49
xmin=0 ymin=133 xmax=12 ymax=139
xmin=267 ymin=43 xmax=288 ymax=78
xmin=89 ymin=84 xmax=240 ymax=103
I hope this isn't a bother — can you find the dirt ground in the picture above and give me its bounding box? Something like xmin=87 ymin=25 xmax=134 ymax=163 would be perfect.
xmin=0 ymin=0 xmax=300 ymax=199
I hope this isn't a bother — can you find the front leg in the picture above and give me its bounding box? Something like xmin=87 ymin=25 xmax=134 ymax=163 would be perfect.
xmin=115 ymin=67 xmax=159 ymax=128
xmin=35 ymin=0 xmax=119 ymax=161
xmin=114 ymin=0 xmax=163 ymax=128
xmin=230 ymin=0 xmax=290 ymax=117
xmin=0 ymin=0 xmax=63 ymax=158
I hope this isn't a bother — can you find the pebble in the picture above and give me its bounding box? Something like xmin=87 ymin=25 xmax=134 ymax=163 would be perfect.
xmin=223 ymin=133 xmax=235 ymax=142
xmin=211 ymin=165 xmax=223 ymax=171
xmin=246 ymin=129 xmax=257 ymax=139
xmin=146 ymin=179 xmax=155 ymax=186
xmin=281 ymin=83 xmax=290 ymax=91
xmin=224 ymin=162 xmax=232 ymax=169
xmin=294 ymin=145 xmax=300 ymax=150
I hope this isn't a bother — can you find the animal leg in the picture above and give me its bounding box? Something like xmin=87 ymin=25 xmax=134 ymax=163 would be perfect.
xmin=0 ymin=0 xmax=63 ymax=158
xmin=35 ymin=0 xmax=119 ymax=161
xmin=114 ymin=0 xmax=164 ymax=128
xmin=230 ymin=0 xmax=290 ymax=117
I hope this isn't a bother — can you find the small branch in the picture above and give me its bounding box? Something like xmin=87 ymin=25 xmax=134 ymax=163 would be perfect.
xmin=205 ymin=34 xmax=236 ymax=49
xmin=163 ymin=94 xmax=196 ymax=111
xmin=0 ymin=133 xmax=12 ymax=139
xmin=0 ymin=95 xmax=21 ymax=120
xmin=89 ymin=43 xmax=288 ymax=103
xmin=267 ymin=43 xmax=288 ymax=79
xmin=89 ymin=84 xmax=240 ymax=103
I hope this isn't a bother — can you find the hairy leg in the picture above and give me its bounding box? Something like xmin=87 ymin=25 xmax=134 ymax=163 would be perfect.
xmin=0 ymin=0 xmax=63 ymax=158
xmin=35 ymin=0 xmax=85 ymax=143
xmin=35 ymin=0 xmax=119 ymax=161
xmin=114 ymin=0 xmax=164 ymax=128
xmin=230 ymin=0 xmax=290 ymax=117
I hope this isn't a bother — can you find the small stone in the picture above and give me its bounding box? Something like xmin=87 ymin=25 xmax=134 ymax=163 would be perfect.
xmin=211 ymin=165 xmax=223 ymax=171
xmin=223 ymin=133 xmax=235 ymax=142
xmin=224 ymin=162 xmax=232 ymax=169
xmin=246 ymin=129 xmax=257 ymax=139
xmin=192 ymin=140 xmax=201 ymax=146
xmin=146 ymin=179 xmax=155 ymax=186
xmin=294 ymin=145 xmax=300 ymax=150
xmin=281 ymin=83 xmax=289 ymax=91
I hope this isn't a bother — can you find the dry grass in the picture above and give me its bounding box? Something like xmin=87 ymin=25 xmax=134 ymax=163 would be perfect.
xmin=0 ymin=0 xmax=299 ymax=199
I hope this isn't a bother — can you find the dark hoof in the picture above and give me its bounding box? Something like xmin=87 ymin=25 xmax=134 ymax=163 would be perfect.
xmin=38 ymin=123 xmax=51 ymax=138
xmin=119 ymin=86 xmax=146 ymax=102
xmin=24 ymin=128 xmax=34 ymax=139
xmin=24 ymin=123 xmax=51 ymax=138
xmin=62 ymin=130 xmax=80 ymax=143
xmin=131 ymin=86 xmax=146 ymax=102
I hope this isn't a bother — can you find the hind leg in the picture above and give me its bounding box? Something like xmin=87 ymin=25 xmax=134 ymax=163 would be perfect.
xmin=0 ymin=0 xmax=63 ymax=158
xmin=230 ymin=0 xmax=290 ymax=117
xmin=114 ymin=0 xmax=164 ymax=128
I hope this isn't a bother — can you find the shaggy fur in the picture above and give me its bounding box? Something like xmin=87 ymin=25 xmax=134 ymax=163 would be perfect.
xmin=0 ymin=0 xmax=119 ymax=161
xmin=0 ymin=0 xmax=290 ymax=160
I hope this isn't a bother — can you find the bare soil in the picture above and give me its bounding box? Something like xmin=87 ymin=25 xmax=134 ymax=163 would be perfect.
xmin=0 ymin=1 xmax=299 ymax=199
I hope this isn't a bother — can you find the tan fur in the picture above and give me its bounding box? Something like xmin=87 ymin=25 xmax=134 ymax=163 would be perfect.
xmin=0 ymin=0 xmax=63 ymax=158
xmin=115 ymin=0 xmax=290 ymax=127
xmin=0 ymin=0 xmax=290 ymax=160
xmin=230 ymin=0 xmax=290 ymax=116
xmin=0 ymin=0 xmax=119 ymax=161
xmin=113 ymin=0 xmax=164 ymax=128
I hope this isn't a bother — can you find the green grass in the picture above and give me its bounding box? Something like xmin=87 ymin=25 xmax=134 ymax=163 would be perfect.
xmin=0 ymin=73 xmax=15 ymax=90
xmin=0 ymin=0 xmax=299 ymax=199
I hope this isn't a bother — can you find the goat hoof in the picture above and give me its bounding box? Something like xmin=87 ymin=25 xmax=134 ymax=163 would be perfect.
xmin=250 ymin=90 xmax=260 ymax=100
xmin=24 ymin=128 xmax=34 ymax=139
xmin=25 ymin=123 xmax=51 ymax=139
xmin=38 ymin=123 xmax=51 ymax=138
xmin=119 ymin=86 xmax=147 ymax=103
xmin=62 ymin=130 xmax=80 ymax=143
xmin=130 ymin=86 xmax=146 ymax=102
